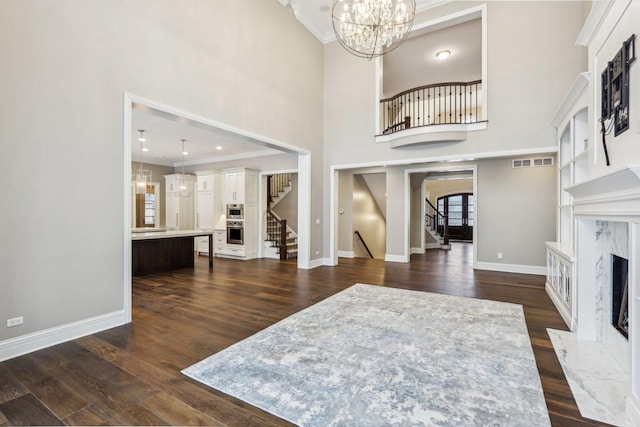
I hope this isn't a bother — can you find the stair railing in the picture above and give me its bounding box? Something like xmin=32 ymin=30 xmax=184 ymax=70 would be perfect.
xmin=266 ymin=173 xmax=294 ymax=259
xmin=380 ymin=80 xmax=482 ymax=136
xmin=266 ymin=210 xmax=289 ymax=260
xmin=425 ymin=198 xmax=449 ymax=246
xmin=354 ymin=230 xmax=374 ymax=259
xmin=267 ymin=173 xmax=292 ymax=208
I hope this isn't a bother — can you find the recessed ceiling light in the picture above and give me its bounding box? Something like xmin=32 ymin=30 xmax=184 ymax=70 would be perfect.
xmin=216 ymin=146 xmax=222 ymax=150
xmin=436 ymin=50 xmax=451 ymax=60
xmin=182 ymin=151 xmax=188 ymax=156
xmin=142 ymin=147 xmax=149 ymax=152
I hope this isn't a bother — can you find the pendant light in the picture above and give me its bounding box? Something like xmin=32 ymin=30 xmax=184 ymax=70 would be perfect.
xmin=177 ymin=139 xmax=192 ymax=197
xmin=133 ymin=129 xmax=152 ymax=194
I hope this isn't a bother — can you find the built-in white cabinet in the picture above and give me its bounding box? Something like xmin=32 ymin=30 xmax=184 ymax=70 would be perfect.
xmin=224 ymin=169 xmax=258 ymax=204
xmin=546 ymin=73 xmax=589 ymax=331
xmin=217 ymin=168 xmax=259 ymax=259
xmin=164 ymin=174 xmax=195 ymax=230
xmin=195 ymin=171 xmax=222 ymax=255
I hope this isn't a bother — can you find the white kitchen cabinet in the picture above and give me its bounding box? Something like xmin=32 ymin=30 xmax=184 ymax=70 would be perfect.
xmin=195 ymin=171 xmax=222 ymax=255
xmin=223 ymin=169 xmax=258 ymax=204
xmin=164 ymin=174 xmax=195 ymax=230
xmin=219 ymin=168 xmax=259 ymax=259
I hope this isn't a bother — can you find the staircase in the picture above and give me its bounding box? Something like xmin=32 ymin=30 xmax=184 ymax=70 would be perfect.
xmin=265 ymin=174 xmax=297 ymax=260
xmin=425 ymin=198 xmax=450 ymax=250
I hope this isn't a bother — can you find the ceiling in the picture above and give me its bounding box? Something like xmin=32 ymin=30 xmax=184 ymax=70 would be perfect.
xmin=131 ymin=104 xmax=287 ymax=168
xmin=277 ymin=0 xmax=453 ymax=44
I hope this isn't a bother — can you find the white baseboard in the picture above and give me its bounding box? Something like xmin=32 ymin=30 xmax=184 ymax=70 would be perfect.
xmin=474 ymin=262 xmax=546 ymax=276
xmin=385 ymin=254 xmax=409 ymax=263
xmin=0 ymin=310 xmax=127 ymax=362
xmin=338 ymin=251 xmax=355 ymax=258
xmin=304 ymin=258 xmax=330 ymax=269
xmin=410 ymin=247 xmax=425 ymax=254
xmin=424 ymin=243 xmax=442 ymax=249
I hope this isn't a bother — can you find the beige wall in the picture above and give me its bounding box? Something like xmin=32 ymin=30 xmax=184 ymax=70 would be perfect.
xmin=0 ymin=0 xmax=323 ymax=343
xmin=273 ymin=174 xmax=298 ymax=234
xmin=352 ymin=175 xmax=386 ymax=259
xmin=325 ymin=1 xmax=582 ymax=267
xmin=425 ymin=179 xmax=474 ymax=207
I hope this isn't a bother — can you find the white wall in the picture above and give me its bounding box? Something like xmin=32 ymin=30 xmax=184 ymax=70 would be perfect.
xmin=0 ymin=0 xmax=323 ymax=345
xmin=589 ymin=0 xmax=640 ymax=174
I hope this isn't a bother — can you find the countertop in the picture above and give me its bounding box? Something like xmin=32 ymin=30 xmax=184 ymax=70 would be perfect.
xmin=131 ymin=229 xmax=214 ymax=241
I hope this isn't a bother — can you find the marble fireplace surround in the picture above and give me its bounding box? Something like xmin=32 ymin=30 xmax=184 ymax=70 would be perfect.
xmin=565 ymin=165 xmax=640 ymax=425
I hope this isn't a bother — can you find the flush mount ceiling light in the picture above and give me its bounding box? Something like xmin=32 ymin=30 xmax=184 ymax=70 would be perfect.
xmin=436 ymin=50 xmax=451 ymax=60
xmin=332 ymin=0 xmax=416 ymax=60
xmin=133 ymin=130 xmax=152 ymax=195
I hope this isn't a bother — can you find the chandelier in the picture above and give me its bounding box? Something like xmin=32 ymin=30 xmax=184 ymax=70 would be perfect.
xmin=332 ymin=0 xmax=416 ymax=59
xmin=133 ymin=129 xmax=152 ymax=195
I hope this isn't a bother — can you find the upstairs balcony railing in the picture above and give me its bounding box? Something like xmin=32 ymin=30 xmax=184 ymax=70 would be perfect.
xmin=379 ymin=80 xmax=483 ymax=135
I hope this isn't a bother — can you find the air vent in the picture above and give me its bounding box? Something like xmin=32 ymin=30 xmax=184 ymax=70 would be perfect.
xmin=512 ymin=157 xmax=553 ymax=168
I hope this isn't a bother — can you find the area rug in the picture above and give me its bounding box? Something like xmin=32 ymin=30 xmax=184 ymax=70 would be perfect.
xmin=182 ymin=283 xmax=550 ymax=426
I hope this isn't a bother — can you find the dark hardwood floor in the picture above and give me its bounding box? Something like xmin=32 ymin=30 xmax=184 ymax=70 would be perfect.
xmin=0 ymin=243 xmax=611 ymax=426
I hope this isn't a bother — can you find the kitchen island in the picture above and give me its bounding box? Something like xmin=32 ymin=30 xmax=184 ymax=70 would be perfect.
xmin=131 ymin=229 xmax=213 ymax=276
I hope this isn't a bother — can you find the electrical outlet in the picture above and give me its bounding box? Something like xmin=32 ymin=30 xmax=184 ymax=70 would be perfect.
xmin=7 ymin=317 xmax=23 ymax=327
xmin=497 ymin=252 xmax=503 ymax=260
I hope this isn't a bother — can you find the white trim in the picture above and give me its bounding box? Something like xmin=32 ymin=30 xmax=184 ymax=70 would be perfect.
xmin=575 ymin=0 xmax=615 ymax=47
xmin=551 ymin=72 xmax=591 ymax=128
xmin=338 ymin=250 xmax=355 ymax=258
xmin=385 ymin=254 xmax=409 ymax=263
xmin=330 ymin=168 xmax=339 ymax=266
xmin=410 ymin=247 xmax=425 ymax=255
xmin=297 ymin=153 xmax=311 ymax=269
xmin=307 ymin=258 xmax=328 ymax=269
xmin=123 ymin=96 xmax=133 ymax=324
xmin=177 ymin=149 xmax=283 ymax=168
xmin=425 ymin=243 xmax=442 ymax=249
xmin=376 ymin=123 xmax=488 ymax=146
xmin=331 ymin=146 xmax=557 ymax=171
xmin=475 ymin=262 xmax=546 ymax=276
xmin=0 ymin=310 xmax=126 ymax=362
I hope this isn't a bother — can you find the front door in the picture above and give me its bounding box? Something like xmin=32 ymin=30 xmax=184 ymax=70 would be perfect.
xmin=437 ymin=193 xmax=474 ymax=241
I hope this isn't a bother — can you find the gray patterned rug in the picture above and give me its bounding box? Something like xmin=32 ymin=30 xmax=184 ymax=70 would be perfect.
xmin=182 ymin=283 xmax=550 ymax=426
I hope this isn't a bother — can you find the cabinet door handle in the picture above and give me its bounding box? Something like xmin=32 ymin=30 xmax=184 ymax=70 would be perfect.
xmin=176 ymin=213 xmax=179 ymax=227
xmin=197 ymin=213 xmax=200 ymax=228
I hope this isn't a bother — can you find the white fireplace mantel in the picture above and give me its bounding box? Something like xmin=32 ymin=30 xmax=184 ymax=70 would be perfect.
xmin=562 ymin=164 xmax=640 ymax=425
xmin=566 ymin=166 xmax=640 ymax=219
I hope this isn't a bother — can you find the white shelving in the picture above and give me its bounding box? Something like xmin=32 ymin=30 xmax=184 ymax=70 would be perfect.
xmin=546 ymin=73 xmax=590 ymax=331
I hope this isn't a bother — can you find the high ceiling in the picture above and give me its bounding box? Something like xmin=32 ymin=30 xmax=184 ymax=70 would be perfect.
xmin=131 ymin=104 xmax=287 ymax=167
xmin=277 ymin=0 xmax=452 ymax=44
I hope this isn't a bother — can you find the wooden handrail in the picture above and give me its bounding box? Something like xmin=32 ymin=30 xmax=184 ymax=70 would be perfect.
xmin=425 ymin=197 xmax=449 ymax=246
xmin=381 ymin=80 xmax=482 ymax=103
xmin=354 ymin=231 xmax=374 ymax=259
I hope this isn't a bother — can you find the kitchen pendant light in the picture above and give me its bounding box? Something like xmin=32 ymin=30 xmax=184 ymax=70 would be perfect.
xmin=134 ymin=129 xmax=152 ymax=195
xmin=177 ymin=139 xmax=192 ymax=197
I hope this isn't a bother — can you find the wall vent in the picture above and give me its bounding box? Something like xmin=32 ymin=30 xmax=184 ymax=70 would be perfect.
xmin=512 ymin=157 xmax=554 ymax=168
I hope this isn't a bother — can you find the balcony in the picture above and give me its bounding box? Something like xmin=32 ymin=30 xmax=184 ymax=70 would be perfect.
xmin=376 ymin=80 xmax=487 ymax=147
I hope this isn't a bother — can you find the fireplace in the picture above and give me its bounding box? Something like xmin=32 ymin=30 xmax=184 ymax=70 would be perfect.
xmin=612 ymin=254 xmax=629 ymax=339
